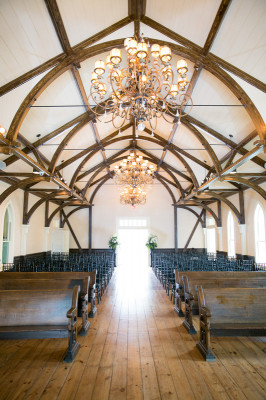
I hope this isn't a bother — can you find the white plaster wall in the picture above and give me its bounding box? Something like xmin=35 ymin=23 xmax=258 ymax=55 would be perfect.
xmin=68 ymin=184 xmax=205 ymax=249
xmin=177 ymin=207 xmax=205 ymax=249
xmin=208 ymin=183 xmax=266 ymax=259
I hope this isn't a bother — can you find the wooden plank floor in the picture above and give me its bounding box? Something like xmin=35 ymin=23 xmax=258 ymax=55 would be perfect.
xmin=0 ymin=264 xmax=265 ymax=400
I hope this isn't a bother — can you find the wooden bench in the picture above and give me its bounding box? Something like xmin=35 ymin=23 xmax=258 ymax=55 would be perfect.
xmin=196 ymin=286 xmax=266 ymax=361
xmin=182 ymin=275 xmax=266 ymax=334
xmin=0 ymin=286 xmax=80 ymax=362
xmin=0 ymin=277 xmax=90 ymax=335
xmin=174 ymin=270 xmax=266 ymax=317
xmin=0 ymin=270 xmax=97 ymax=318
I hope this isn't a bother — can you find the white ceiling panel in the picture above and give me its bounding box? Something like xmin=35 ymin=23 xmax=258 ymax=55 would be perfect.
xmin=0 ymin=0 xmax=62 ymax=85
xmin=57 ymin=0 xmax=127 ymax=47
xmin=190 ymin=69 xmax=255 ymax=144
xmin=0 ymin=69 xmax=52 ymax=132
xmin=20 ymin=70 xmax=83 ymax=142
xmin=211 ymin=0 xmax=266 ymax=81
xmin=146 ymin=0 xmax=221 ymax=47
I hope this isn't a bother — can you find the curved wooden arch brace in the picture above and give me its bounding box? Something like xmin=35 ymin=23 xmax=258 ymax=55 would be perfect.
xmin=206 ymin=191 xmax=243 ymax=224
xmin=184 ymin=199 xmax=221 ymax=227
xmin=0 ymin=177 xmax=49 ymax=205
xmin=46 ymin=201 xmax=83 ymax=227
xmin=136 ymin=147 xmax=189 ymax=193
xmin=176 ymin=205 xmax=204 ymax=228
xmin=69 ymin=149 xmax=99 ymax=188
xmin=170 ymin=149 xmax=199 ymax=190
xmin=62 ymin=205 xmax=90 ymax=228
xmin=81 ymin=153 xmax=184 ymax=198
xmin=25 ymin=190 xmax=66 ymax=224
xmin=7 ymin=37 xmax=265 ymax=151
xmin=89 ymin=175 xmax=110 ymax=204
xmin=156 ymin=175 xmax=177 ymax=204
xmin=181 ymin=120 xmax=222 ymax=174
xmin=224 ymin=176 xmax=266 ymax=201
xmin=75 ymin=136 xmax=192 ymax=188
xmin=49 ymin=117 xmax=91 ymax=173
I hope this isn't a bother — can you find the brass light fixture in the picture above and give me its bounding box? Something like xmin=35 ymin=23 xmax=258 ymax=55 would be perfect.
xmin=114 ymin=151 xmax=155 ymax=188
xmin=120 ymin=185 xmax=146 ymax=207
xmin=88 ymin=35 xmax=192 ymax=130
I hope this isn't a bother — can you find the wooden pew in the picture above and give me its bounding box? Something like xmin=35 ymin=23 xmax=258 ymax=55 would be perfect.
xmin=196 ymin=286 xmax=266 ymax=361
xmin=0 ymin=277 xmax=90 ymax=335
xmin=174 ymin=270 xmax=266 ymax=317
xmin=0 ymin=270 xmax=97 ymax=318
xmin=0 ymin=286 xmax=80 ymax=362
xmin=182 ymin=275 xmax=266 ymax=334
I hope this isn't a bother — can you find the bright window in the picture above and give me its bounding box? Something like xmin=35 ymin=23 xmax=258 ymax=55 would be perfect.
xmin=206 ymin=216 xmax=216 ymax=254
xmin=2 ymin=205 xmax=13 ymax=264
xmin=254 ymin=204 xmax=266 ymax=263
xmin=227 ymin=212 xmax=235 ymax=257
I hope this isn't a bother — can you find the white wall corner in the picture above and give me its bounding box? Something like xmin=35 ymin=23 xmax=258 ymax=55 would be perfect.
xmin=238 ymin=224 xmax=247 ymax=255
xmin=216 ymin=227 xmax=223 ymax=251
xmin=21 ymin=224 xmax=30 ymax=255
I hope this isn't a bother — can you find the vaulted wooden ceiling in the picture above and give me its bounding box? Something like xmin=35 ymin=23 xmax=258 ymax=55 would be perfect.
xmin=0 ymin=0 xmax=265 ymax=226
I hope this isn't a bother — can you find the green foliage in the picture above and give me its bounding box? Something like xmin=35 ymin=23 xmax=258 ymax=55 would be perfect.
xmin=146 ymin=234 xmax=158 ymax=250
xmin=109 ymin=234 xmax=119 ymax=250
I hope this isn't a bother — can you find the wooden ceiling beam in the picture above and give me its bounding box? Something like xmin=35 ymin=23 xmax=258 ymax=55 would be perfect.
xmin=44 ymin=0 xmax=72 ymax=54
xmin=202 ymin=0 xmax=232 ymax=55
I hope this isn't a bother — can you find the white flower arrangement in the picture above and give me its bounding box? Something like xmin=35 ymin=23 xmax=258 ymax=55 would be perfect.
xmin=146 ymin=234 xmax=158 ymax=250
xmin=108 ymin=234 xmax=119 ymax=250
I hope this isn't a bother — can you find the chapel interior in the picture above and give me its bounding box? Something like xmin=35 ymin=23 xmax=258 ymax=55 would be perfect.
xmin=0 ymin=0 xmax=265 ymax=399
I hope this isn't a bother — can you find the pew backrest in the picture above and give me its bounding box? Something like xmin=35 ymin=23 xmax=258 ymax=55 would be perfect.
xmin=0 ymin=271 xmax=96 ymax=289
xmin=196 ymin=286 xmax=266 ymax=325
xmin=0 ymin=287 xmax=79 ymax=327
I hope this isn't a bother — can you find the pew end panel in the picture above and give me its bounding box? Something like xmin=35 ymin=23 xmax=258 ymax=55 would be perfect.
xmin=195 ymin=285 xmax=216 ymax=361
xmin=174 ymin=270 xmax=184 ymax=317
xmin=182 ymin=275 xmax=197 ymax=335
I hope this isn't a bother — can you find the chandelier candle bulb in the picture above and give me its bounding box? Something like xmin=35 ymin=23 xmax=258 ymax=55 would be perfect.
xmin=110 ymin=48 xmax=121 ymax=65
xmin=91 ymin=72 xmax=98 ymax=84
xmin=160 ymin=46 xmax=172 ymax=63
xmin=106 ymin=55 xmax=113 ymax=69
xmin=94 ymin=60 xmax=105 ymax=75
xmin=127 ymin=39 xmax=138 ymax=55
xmin=137 ymin=42 xmax=148 ymax=59
xmin=151 ymin=44 xmax=161 ymax=58
xmin=176 ymin=59 xmax=188 ymax=75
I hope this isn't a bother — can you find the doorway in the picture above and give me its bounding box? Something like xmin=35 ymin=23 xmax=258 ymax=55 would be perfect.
xmin=117 ymin=218 xmax=149 ymax=269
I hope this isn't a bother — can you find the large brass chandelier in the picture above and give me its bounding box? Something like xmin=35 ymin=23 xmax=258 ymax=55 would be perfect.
xmin=89 ymin=35 xmax=192 ymax=130
xmin=120 ymin=186 xmax=147 ymax=207
xmin=114 ymin=152 xmax=155 ymax=187
xmin=114 ymin=151 xmax=155 ymax=207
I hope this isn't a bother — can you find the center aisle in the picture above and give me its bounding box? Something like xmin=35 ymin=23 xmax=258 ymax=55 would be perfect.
xmin=38 ymin=263 xmax=266 ymax=400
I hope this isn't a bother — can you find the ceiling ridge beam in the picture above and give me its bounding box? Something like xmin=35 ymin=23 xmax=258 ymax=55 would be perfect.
xmin=202 ymin=0 xmax=232 ymax=55
xmin=44 ymin=0 xmax=72 ymax=54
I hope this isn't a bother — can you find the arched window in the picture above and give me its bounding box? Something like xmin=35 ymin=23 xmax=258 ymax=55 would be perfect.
xmin=2 ymin=205 xmax=14 ymax=264
xmin=206 ymin=216 xmax=216 ymax=254
xmin=254 ymin=204 xmax=266 ymax=263
xmin=227 ymin=212 xmax=235 ymax=257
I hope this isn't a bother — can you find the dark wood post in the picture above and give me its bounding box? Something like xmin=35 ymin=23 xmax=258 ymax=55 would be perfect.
xmin=174 ymin=205 xmax=178 ymax=252
xmin=88 ymin=206 xmax=92 ymax=250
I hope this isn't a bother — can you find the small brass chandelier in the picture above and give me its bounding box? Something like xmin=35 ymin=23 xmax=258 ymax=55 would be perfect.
xmin=88 ymin=35 xmax=192 ymax=131
xmin=114 ymin=151 xmax=155 ymax=188
xmin=120 ymin=185 xmax=146 ymax=207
